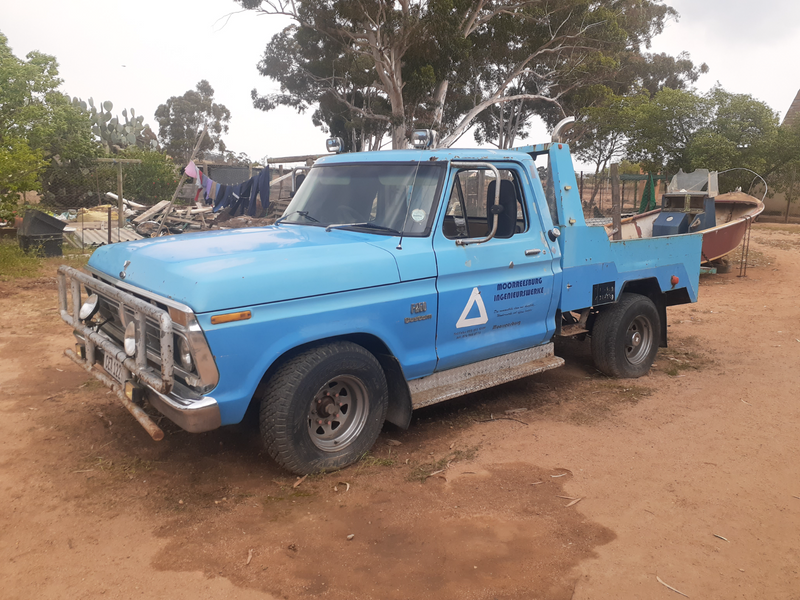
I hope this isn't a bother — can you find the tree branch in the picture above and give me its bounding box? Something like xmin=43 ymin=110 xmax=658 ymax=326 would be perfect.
xmin=441 ymin=93 xmax=565 ymax=147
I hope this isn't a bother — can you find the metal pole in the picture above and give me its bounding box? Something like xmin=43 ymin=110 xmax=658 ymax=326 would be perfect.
xmin=610 ymin=164 xmax=622 ymax=240
xmin=117 ymin=161 xmax=124 ymax=230
xmin=107 ymin=207 xmax=112 ymax=245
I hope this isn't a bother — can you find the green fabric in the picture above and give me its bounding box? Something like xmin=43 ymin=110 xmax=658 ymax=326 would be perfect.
xmin=639 ymin=173 xmax=657 ymax=213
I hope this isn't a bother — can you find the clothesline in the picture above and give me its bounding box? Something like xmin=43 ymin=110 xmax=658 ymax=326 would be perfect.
xmin=184 ymin=160 xmax=271 ymax=217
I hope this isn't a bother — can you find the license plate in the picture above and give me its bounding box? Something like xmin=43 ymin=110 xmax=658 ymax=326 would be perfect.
xmin=103 ymin=352 xmax=125 ymax=383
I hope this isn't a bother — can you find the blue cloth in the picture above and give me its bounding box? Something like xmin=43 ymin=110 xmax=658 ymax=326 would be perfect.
xmin=229 ymin=178 xmax=253 ymax=217
xmin=213 ymin=183 xmax=237 ymax=213
xmin=213 ymin=184 xmax=228 ymax=210
xmin=247 ymin=169 xmax=271 ymax=216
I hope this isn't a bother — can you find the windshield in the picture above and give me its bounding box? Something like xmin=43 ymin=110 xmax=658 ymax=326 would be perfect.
xmin=280 ymin=163 xmax=445 ymax=236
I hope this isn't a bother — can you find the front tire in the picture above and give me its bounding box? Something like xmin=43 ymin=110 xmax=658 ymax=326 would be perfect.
xmin=591 ymin=293 xmax=660 ymax=378
xmin=260 ymin=341 xmax=388 ymax=475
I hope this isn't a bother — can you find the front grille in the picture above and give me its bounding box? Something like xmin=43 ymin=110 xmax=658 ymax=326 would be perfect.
xmin=95 ymin=295 xmax=162 ymax=359
xmin=86 ymin=283 xmax=197 ymax=383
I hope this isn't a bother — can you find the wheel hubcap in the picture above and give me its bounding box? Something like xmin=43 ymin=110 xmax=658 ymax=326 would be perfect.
xmin=307 ymin=375 xmax=369 ymax=452
xmin=624 ymin=316 xmax=653 ymax=365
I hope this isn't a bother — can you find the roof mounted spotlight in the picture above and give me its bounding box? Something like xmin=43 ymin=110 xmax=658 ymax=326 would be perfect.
xmin=411 ymin=129 xmax=438 ymax=149
xmin=326 ymin=137 xmax=343 ymax=153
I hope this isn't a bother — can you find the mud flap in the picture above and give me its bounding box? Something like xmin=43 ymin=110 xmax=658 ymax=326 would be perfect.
xmin=376 ymin=354 xmax=412 ymax=430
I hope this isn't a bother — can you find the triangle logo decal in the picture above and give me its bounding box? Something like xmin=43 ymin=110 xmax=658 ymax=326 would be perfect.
xmin=456 ymin=287 xmax=488 ymax=329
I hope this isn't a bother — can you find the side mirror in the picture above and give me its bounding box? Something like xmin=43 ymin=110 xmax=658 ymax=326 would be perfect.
xmin=291 ymin=168 xmax=309 ymax=195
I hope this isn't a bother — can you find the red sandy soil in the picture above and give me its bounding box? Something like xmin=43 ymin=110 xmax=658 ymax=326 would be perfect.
xmin=1 ymin=223 xmax=798 ymax=599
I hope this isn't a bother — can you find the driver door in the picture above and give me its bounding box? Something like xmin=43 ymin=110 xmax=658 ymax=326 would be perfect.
xmin=433 ymin=162 xmax=559 ymax=371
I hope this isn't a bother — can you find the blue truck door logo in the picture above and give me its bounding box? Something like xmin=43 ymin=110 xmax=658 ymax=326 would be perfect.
xmin=456 ymin=287 xmax=488 ymax=328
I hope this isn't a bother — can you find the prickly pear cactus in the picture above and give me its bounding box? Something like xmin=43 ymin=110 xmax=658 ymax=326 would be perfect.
xmin=73 ymin=97 xmax=157 ymax=153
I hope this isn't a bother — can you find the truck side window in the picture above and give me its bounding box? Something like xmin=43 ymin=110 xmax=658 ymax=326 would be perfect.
xmin=443 ymin=169 xmax=526 ymax=240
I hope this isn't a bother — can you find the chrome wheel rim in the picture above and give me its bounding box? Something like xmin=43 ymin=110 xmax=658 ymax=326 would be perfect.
xmin=307 ymin=375 xmax=369 ymax=452
xmin=624 ymin=315 xmax=653 ymax=365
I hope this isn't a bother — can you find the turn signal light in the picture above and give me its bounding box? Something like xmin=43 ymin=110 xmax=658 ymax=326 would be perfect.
xmin=210 ymin=310 xmax=252 ymax=325
xmin=670 ymin=275 xmax=679 ymax=286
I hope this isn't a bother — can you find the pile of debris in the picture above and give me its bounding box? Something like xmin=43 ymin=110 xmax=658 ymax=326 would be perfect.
xmin=57 ymin=161 xmax=303 ymax=248
xmin=128 ymin=197 xmax=216 ymax=235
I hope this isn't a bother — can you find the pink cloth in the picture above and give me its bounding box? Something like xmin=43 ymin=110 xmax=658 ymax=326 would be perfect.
xmin=184 ymin=160 xmax=199 ymax=179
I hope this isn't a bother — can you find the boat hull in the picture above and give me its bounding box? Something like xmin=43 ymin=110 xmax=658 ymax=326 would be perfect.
xmin=605 ymin=192 xmax=764 ymax=264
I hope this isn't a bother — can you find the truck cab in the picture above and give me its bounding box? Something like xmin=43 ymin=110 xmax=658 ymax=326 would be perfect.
xmin=58 ymin=141 xmax=702 ymax=474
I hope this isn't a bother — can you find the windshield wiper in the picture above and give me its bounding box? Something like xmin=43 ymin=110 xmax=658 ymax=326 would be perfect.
xmin=325 ymin=222 xmax=401 ymax=234
xmin=275 ymin=210 xmax=319 ymax=225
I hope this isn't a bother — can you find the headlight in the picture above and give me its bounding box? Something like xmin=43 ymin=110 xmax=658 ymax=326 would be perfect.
xmin=79 ymin=294 xmax=100 ymax=321
xmin=178 ymin=337 xmax=193 ymax=371
xmin=124 ymin=321 xmax=136 ymax=356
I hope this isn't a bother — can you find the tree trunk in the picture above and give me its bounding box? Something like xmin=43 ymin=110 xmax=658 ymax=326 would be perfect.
xmin=431 ymin=80 xmax=449 ymax=131
xmin=590 ymin=179 xmax=600 ymax=205
xmin=392 ymin=121 xmax=407 ymax=149
xmin=785 ymin=166 xmax=796 ymax=224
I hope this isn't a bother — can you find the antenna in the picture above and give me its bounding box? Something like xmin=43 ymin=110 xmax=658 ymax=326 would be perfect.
xmin=396 ymin=161 xmax=421 ymax=250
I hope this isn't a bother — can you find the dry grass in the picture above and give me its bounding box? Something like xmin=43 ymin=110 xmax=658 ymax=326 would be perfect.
xmin=407 ymin=445 xmax=480 ymax=482
xmin=0 ymin=239 xmax=43 ymax=280
xmin=655 ymin=335 xmax=713 ymax=377
xmin=563 ymin=382 xmax=654 ymax=425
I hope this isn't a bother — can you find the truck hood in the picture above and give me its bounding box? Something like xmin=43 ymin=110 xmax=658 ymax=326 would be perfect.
xmin=87 ymin=225 xmax=400 ymax=313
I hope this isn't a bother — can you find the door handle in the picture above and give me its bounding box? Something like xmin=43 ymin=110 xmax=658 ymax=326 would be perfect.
xmin=525 ymin=248 xmax=542 ymax=256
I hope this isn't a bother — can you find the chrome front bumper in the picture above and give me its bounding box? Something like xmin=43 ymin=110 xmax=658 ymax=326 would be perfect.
xmin=145 ymin=386 xmax=221 ymax=433
xmin=58 ymin=266 xmax=221 ymax=438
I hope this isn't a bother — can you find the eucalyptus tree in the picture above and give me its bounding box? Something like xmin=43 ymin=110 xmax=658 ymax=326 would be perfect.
xmin=155 ymin=80 xmax=231 ymax=163
xmin=237 ymin=0 xmax=681 ymax=149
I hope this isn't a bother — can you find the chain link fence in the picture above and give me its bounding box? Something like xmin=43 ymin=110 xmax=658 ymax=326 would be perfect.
xmin=12 ymin=159 xmax=180 ymax=252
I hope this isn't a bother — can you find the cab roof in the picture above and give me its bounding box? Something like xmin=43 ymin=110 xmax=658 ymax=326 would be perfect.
xmin=314 ymin=147 xmax=537 ymax=166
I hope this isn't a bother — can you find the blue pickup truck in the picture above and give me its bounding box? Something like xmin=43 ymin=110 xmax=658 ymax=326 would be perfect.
xmin=58 ymin=137 xmax=702 ymax=474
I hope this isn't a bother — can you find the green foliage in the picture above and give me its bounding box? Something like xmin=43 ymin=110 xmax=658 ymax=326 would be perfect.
xmin=0 ymin=138 xmax=46 ymax=219
xmin=155 ymin=80 xmax=230 ymax=163
xmin=240 ymin=0 xmax=689 ymax=149
xmin=119 ymin=147 xmax=179 ymax=204
xmin=765 ymin=121 xmax=800 ymax=212
xmin=625 ymin=86 xmax=789 ymax=191
xmin=572 ymin=92 xmax=647 ymax=203
xmin=0 ymin=238 xmax=42 ymax=280
xmin=0 ymin=31 xmax=99 ymax=217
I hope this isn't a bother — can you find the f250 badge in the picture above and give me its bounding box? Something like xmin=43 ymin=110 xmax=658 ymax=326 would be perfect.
xmin=405 ymin=302 xmax=431 ymax=324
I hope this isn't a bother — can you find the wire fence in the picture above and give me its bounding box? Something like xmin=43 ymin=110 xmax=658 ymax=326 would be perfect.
xmin=575 ymin=171 xmax=668 ymax=221
xmin=11 ymin=160 xmax=177 ymax=253
xmin=12 ymin=164 xmax=673 ymax=253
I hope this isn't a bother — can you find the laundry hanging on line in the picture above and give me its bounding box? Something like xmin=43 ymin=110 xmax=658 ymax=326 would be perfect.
xmin=183 ymin=162 xmax=270 ymax=217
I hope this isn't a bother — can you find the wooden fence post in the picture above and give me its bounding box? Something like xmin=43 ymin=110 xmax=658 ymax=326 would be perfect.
xmin=155 ymin=124 xmax=208 ymax=236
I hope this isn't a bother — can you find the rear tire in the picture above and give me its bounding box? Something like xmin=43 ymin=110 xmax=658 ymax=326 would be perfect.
xmin=260 ymin=341 xmax=388 ymax=475
xmin=591 ymin=293 xmax=660 ymax=378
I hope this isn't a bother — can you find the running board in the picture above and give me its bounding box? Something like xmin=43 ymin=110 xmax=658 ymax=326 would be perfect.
xmin=409 ymin=343 xmax=564 ymax=409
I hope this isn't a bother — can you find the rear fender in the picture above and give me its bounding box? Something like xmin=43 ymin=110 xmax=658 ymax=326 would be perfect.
xmin=620 ymin=278 xmax=668 ymax=347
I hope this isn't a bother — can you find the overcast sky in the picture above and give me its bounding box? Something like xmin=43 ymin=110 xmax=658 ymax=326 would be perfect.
xmin=2 ymin=0 xmax=799 ymax=165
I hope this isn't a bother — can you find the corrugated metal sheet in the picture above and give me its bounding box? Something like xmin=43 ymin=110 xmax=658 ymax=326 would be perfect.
xmin=65 ymin=227 xmax=143 ymax=248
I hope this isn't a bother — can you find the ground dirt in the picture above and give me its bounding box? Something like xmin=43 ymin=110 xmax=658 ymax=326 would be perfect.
xmin=1 ymin=223 xmax=799 ymax=599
